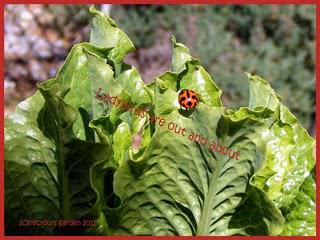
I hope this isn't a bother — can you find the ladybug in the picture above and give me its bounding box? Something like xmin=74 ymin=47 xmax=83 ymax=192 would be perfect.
xmin=178 ymin=89 xmax=199 ymax=110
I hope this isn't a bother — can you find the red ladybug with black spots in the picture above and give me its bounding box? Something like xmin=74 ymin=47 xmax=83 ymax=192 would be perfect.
xmin=178 ymin=89 xmax=199 ymax=111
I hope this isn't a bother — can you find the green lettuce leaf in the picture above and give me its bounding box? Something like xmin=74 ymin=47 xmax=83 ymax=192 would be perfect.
xmin=4 ymin=8 xmax=135 ymax=234
xmin=5 ymin=9 xmax=315 ymax=237
xmin=171 ymin=36 xmax=222 ymax=107
xmin=249 ymin=74 xmax=315 ymax=209
xmin=5 ymin=86 xmax=112 ymax=235
xmin=89 ymin=6 xmax=135 ymax=64
xmin=46 ymin=43 xmax=115 ymax=140
xmin=281 ymin=173 xmax=316 ymax=236
xmin=110 ymin=81 xmax=284 ymax=235
xmin=88 ymin=8 xmax=153 ymax=166
xmin=5 ymin=92 xmax=59 ymax=235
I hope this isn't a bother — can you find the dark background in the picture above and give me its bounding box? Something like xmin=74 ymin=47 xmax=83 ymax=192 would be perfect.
xmin=4 ymin=4 xmax=315 ymax=134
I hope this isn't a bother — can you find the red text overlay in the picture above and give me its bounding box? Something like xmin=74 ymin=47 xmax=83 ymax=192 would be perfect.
xmin=96 ymin=88 xmax=241 ymax=160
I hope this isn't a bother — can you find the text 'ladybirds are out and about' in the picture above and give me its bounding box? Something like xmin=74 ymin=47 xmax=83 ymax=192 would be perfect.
xmin=96 ymin=88 xmax=241 ymax=160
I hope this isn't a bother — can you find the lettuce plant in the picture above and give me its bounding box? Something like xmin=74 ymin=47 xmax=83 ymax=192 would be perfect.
xmin=5 ymin=7 xmax=315 ymax=236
